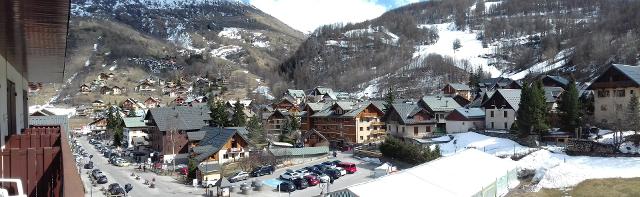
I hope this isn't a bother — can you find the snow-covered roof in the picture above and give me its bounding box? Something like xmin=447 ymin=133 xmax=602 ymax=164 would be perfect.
xmin=453 ymin=107 xmax=485 ymax=119
xmin=447 ymin=83 xmax=471 ymax=91
xmin=420 ymin=96 xmax=461 ymax=112
xmin=345 ymin=149 xmax=517 ymax=197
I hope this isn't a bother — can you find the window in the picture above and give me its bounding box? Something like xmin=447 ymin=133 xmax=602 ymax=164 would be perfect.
xmin=615 ymin=90 xmax=625 ymax=97
xmin=616 ymin=104 xmax=623 ymax=111
xmin=504 ymin=122 xmax=507 ymax=129
xmin=223 ymin=154 xmax=229 ymax=159
xmin=597 ymin=90 xmax=610 ymax=97
xmin=491 ymin=122 xmax=495 ymax=129
xmin=503 ymin=111 xmax=508 ymax=118
xmin=600 ymin=105 xmax=607 ymax=111
xmin=239 ymin=153 xmax=244 ymax=158
xmin=367 ymin=127 xmax=370 ymax=130
xmin=360 ymin=127 xmax=363 ymax=131
xmin=490 ymin=111 xmax=495 ymax=117
xmin=414 ymin=127 xmax=419 ymax=136
xmin=632 ymin=90 xmax=635 ymax=95
xmin=360 ymin=136 xmax=364 ymax=141
xmin=402 ymin=127 xmax=405 ymax=133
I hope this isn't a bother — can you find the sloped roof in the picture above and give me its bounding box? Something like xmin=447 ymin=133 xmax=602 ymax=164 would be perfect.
xmin=147 ymin=106 xmax=210 ymax=131
xmin=193 ymin=127 xmax=251 ymax=162
xmin=496 ymin=89 xmax=522 ymax=111
xmin=543 ymin=87 xmax=565 ymax=103
xmin=447 ymin=83 xmax=471 ymax=91
xmin=187 ymin=130 xmax=207 ymax=142
xmin=335 ymin=101 xmax=355 ymax=111
xmin=545 ymin=75 xmax=569 ymax=86
xmin=421 ymin=96 xmax=461 ymax=112
xmin=287 ymin=89 xmax=306 ymax=98
xmin=369 ymin=100 xmax=387 ymax=112
xmin=452 ymin=108 xmax=485 ymax=119
xmin=386 ymin=103 xmax=432 ymax=124
xmin=306 ymin=102 xmax=330 ymax=112
xmin=315 ymin=87 xmax=333 ymax=95
xmin=611 ymin=64 xmax=640 ymax=85
xmin=123 ymin=117 xmax=146 ymax=128
xmin=269 ymin=146 xmax=330 ymax=157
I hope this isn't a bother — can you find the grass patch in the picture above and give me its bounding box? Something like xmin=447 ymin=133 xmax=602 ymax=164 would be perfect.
xmin=512 ymin=178 xmax=640 ymax=197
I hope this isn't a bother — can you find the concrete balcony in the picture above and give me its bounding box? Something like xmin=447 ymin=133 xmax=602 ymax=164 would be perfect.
xmin=371 ymin=121 xmax=385 ymax=126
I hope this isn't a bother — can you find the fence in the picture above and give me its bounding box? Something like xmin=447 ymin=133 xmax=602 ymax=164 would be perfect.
xmin=0 ymin=125 xmax=84 ymax=197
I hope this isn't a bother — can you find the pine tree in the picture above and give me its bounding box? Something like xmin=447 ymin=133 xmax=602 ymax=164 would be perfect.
xmin=517 ymin=84 xmax=533 ymax=137
xmin=231 ymin=99 xmax=247 ymax=127
xmin=558 ymin=80 xmax=581 ymax=134
xmin=531 ymin=80 xmax=549 ymax=134
xmin=384 ymin=87 xmax=395 ymax=112
xmin=626 ymin=93 xmax=640 ymax=134
xmin=209 ymin=100 xmax=229 ymax=127
xmin=453 ymin=39 xmax=462 ymax=51
xmin=246 ymin=116 xmax=265 ymax=144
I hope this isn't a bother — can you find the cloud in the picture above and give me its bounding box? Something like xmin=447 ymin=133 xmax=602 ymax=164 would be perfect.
xmin=249 ymin=0 xmax=387 ymax=33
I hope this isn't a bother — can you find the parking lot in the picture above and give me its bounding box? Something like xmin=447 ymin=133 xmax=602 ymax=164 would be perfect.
xmin=76 ymin=135 xmax=379 ymax=197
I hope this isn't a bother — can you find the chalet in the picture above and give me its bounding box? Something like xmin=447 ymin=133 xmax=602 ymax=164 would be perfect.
xmin=418 ymin=96 xmax=461 ymax=130
xmin=478 ymin=77 xmax=522 ymax=89
xmin=92 ymin=100 xmax=107 ymax=111
xmin=481 ymin=89 xmax=521 ymax=130
xmin=309 ymin=102 xmax=386 ymax=145
xmin=191 ymin=127 xmax=251 ymax=182
xmin=263 ymin=110 xmax=291 ymax=137
xmin=588 ymin=64 xmax=640 ymax=125
xmin=76 ymin=105 xmax=91 ymax=117
xmin=442 ymin=83 xmax=472 ymax=101
xmin=80 ymin=84 xmax=91 ymax=94
xmin=284 ymin=89 xmax=306 ymax=105
xmin=100 ymin=86 xmax=113 ymax=95
xmin=145 ymin=106 xmax=212 ymax=163
xmin=300 ymin=129 xmax=329 ymax=147
xmin=122 ymin=98 xmax=143 ymax=111
xmin=445 ymin=108 xmax=485 ymax=133
xmin=136 ymin=81 xmax=155 ymax=92
xmin=89 ymin=118 xmax=108 ymax=132
xmin=107 ymin=72 xmax=115 ymax=78
xmin=30 ymin=108 xmax=56 ymax=116
xmin=452 ymin=94 xmax=471 ymax=107
xmin=382 ymin=102 xmax=436 ymax=139
xmin=542 ymin=75 xmax=570 ymax=89
xmin=144 ymin=97 xmax=161 ymax=108
xmin=123 ymin=117 xmax=149 ymax=148
xmin=91 ymin=79 xmax=105 ymax=88
xmin=308 ymin=87 xmax=337 ymax=102
xmin=310 ymin=87 xmax=334 ymax=96
xmin=301 ymin=102 xmax=330 ymax=130
xmin=272 ymin=98 xmax=299 ymax=113
xmin=544 ymin=87 xmax=564 ymax=112
xmin=111 ymin=86 xmax=123 ymax=95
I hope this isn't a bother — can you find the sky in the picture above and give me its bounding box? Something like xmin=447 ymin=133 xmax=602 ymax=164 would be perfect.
xmin=242 ymin=0 xmax=422 ymax=33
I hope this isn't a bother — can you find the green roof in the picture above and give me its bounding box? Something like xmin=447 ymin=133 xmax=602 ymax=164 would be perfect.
xmin=270 ymin=146 xmax=330 ymax=157
xmin=123 ymin=117 xmax=146 ymax=128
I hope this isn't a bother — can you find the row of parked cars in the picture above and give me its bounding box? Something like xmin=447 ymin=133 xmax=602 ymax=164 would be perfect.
xmin=87 ymin=137 xmax=134 ymax=196
xmin=277 ymin=160 xmax=357 ymax=192
xmin=90 ymin=139 xmax=131 ymax=167
xmin=201 ymin=165 xmax=277 ymax=188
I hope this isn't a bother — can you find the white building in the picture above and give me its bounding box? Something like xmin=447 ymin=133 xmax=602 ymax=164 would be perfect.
xmin=445 ymin=108 xmax=485 ymax=133
xmin=123 ymin=117 xmax=149 ymax=148
xmin=481 ymin=89 xmax=522 ymax=130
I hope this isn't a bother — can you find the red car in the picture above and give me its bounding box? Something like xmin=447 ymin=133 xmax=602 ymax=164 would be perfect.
xmin=337 ymin=162 xmax=357 ymax=174
xmin=304 ymin=175 xmax=320 ymax=186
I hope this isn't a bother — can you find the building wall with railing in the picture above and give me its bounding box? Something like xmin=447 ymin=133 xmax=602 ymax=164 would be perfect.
xmin=1 ymin=53 xmax=29 ymax=149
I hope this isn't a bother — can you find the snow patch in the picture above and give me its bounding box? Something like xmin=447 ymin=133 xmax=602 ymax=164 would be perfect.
xmin=84 ymin=59 xmax=90 ymax=67
xmin=508 ymin=48 xmax=573 ymax=80
xmin=210 ymin=45 xmax=243 ymax=60
xmin=414 ymin=23 xmax=501 ymax=77
xmin=109 ymin=65 xmax=117 ymax=71
xmin=325 ymin=40 xmax=349 ymax=48
xmin=435 ymin=132 xmax=536 ymax=157
xmin=252 ymin=40 xmax=270 ymax=48
xmin=253 ymin=86 xmax=275 ymax=100
xmin=218 ymin=27 xmax=243 ymax=40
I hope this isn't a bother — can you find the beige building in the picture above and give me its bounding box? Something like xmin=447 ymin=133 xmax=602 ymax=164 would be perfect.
xmin=481 ymin=89 xmax=521 ymax=130
xmin=590 ymin=64 xmax=640 ymax=125
xmin=382 ymin=102 xmax=437 ymax=139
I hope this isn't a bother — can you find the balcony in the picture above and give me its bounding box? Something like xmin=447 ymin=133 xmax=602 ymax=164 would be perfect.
xmin=370 ymin=129 xmax=387 ymax=135
xmin=227 ymin=147 xmax=244 ymax=153
xmin=371 ymin=121 xmax=385 ymax=126
xmin=361 ymin=113 xmax=378 ymax=118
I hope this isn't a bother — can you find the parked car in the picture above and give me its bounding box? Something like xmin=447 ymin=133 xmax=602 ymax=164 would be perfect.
xmin=335 ymin=167 xmax=347 ymax=176
xmin=323 ymin=169 xmax=341 ymax=180
xmin=91 ymin=169 xmax=103 ymax=179
xmin=96 ymin=176 xmax=108 ymax=184
xmin=84 ymin=161 xmax=94 ymax=169
xmin=304 ymin=175 xmax=320 ymax=186
xmin=280 ymin=172 xmax=302 ymax=180
xmin=321 ymin=161 xmax=335 ymax=167
xmin=108 ymin=183 xmax=125 ymax=196
xmin=202 ymin=178 xmax=219 ymax=188
xmin=292 ymin=178 xmax=309 ymax=190
xmin=337 ymin=162 xmax=357 ymax=174
xmin=250 ymin=165 xmax=275 ymax=177
xmin=295 ymin=169 xmax=311 ymax=177
xmin=115 ymin=159 xmax=130 ymax=167
xmin=228 ymin=171 xmax=249 ymax=183
xmin=277 ymin=181 xmax=296 ymax=192
xmin=313 ymin=173 xmax=330 ymax=183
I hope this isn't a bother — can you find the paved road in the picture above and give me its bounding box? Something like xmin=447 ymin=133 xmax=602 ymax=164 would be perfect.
xmin=77 ymin=136 xmax=203 ymax=197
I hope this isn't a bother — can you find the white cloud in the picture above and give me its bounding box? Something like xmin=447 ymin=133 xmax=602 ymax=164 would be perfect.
xmin=249 ymin=0 xmax=387 ymax=33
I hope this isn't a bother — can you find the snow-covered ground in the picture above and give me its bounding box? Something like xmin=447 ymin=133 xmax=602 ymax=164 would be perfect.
xmin=414 ymin=23 xmax=501 ymax=77
xmin=518 ymin=149 xmax=640 ymax=190
xmin=218 ymin=27 xmax=243 ymax=40
xmin=508 ymin=48 xmax=573 ymax=80
xmin=29 ymin=105 xmax=76 ymax=117
xmin=253 ymin=85 xmax=275 ymax=100
xmin=434 ymin=132 xmax=537 ymax=157
xmin=210 ymin=45 xmax=243 ymax=60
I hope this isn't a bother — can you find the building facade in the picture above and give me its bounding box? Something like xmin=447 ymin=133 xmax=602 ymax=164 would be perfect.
xmin=589 ymin=64 xmax=640 ymax=125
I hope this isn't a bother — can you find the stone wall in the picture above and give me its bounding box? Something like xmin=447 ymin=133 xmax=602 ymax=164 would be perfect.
xmin=474 ymin=131 xmax=540 ymax=147
xmin=566 ymin=139 xmax=621 ymax=156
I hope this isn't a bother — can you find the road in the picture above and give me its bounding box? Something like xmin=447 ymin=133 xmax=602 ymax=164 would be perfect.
xmin=77 ymin=136 xmax=203 ymax=197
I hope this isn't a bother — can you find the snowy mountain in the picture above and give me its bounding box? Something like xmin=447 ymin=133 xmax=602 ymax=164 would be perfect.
xmin=46 ymin=0 xmax=304 ymax=105
xmin=277 ymin=0 xmax=640 ymax=98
